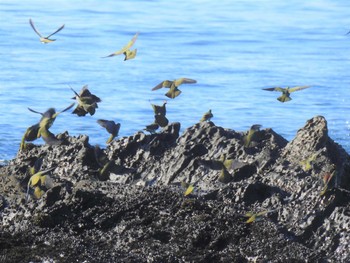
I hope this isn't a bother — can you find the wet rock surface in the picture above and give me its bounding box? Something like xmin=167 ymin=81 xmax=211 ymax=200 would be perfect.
xmin=1 ymin=116 xmax=350 ymax=262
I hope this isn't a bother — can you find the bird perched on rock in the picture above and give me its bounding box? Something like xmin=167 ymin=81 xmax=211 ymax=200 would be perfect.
xmin=144 ymin=122 xmax=159 ymax=134
xmin=29 ymin=18 xmax=65 ymax=44
xmin=71 ymin=85 xmax=101 ymax=116
xmin=102 ymin=32 xmax=139 ymax=60
xmin=243 ymin=124 xmax=262 ymax=147
xmin=26 ymin=167 xmax=55 ymax=200
xmin=152 ymin=78 xmax=197 ymax=99
xmin=263 ymin=86 xmax=311 ymax=102
xmin=97 ymin=119 xmax=121 ymax=144
xmin=200 ymin=109 xmax=213 ymax=122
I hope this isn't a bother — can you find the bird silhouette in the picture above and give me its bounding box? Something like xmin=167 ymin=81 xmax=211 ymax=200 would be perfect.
xmin=154 ymin=114 xmax=169 ymax=127
xmin=29 ymin=18 xmax=64 ymax=44
xmin=71 ymin=85 xmax=101 ymax=116
xmin=102 ymin=32 xmax=139 ymax=60
xmin=152 ymin=78 xmax=197 ymax=99
xmin=200 ymin=109 xmax=213 ymax=122
xmin=263 ymin=86 xmax=311 ymax=102
xmin=150 ymin=100 xmax=167 ymax=116
xmin=144 ymin=122 xmax=159 ymax=134
xmin=97 ymin=119 xmax=121 ymax=144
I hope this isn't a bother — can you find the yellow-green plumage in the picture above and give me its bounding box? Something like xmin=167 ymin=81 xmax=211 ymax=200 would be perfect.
xmin=152 ymin=78 xmax=197 ymax=99
xmin=103 ymin=32 xmax=139 ymax=60
xmin=263 ymin=86 xmax=311 ymax=103
xmin=243 ymin=124 xmax=262 ymax=147
xmin=200 ymin=109 xmax=213 ymax=122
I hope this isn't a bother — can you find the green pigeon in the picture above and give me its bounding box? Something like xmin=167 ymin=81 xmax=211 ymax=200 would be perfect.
xmin=97 ymin=119 xmax=121 ymax=144
xmin=200 ymin=109 xmax=213 ymax=122
xmin=26 ymin=167 xmax=55 ymax=200
xmin=144 ymin=122 xmax=159 ymax=134
xmin=243 ymin=124 xmax=262 ymax=147
xmin=29 ymin=18 xmax=64 ymax=44
xmin=152 ymin=78 xmax=197 ymax=99
xmin=71 ymin=85 xmax=101 ymax=116
xmin=102 ymin=32 xmax=139 ymax=60
xmin=263 ymin=86 xmax=311 ymax=102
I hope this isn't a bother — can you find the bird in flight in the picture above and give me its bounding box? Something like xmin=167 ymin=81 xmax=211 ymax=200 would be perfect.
xmin=97 ymin=119 xmax=121 ymax=144
xmin=263 ymin=86 xmax=311 ymax=102
xmin=102 ymin=32 xmax=139 ymax=60
xmin=71 ymin=85 xmax=101 ymax=116
xmin=29 ymin=18 xmax=65 ymax=44
xmin=152 ymin=78 xmax=197 ymax=99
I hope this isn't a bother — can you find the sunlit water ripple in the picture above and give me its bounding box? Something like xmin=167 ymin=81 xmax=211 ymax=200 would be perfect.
xmin=1 ymin=0 xmax=350 ymax=161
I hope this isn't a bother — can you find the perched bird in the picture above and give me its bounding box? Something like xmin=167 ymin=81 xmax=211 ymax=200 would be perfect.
xmin=243 ymin=124 xmax=262 ymax=147
xmin=150 ymin=100 xmax=167 ymax=116
xmin=245 ymin=210 xmax=269 ymax=223
xmin=29 ymin=18 xmax=64 ymax=44
xmin=102 ymin=32 xmax=139 ymax=60
xmin=218 ymin=154 xmax=234 ymax=183
xmin=28 ymin=103 xmax=75 ymax=137
xmin=154 ymin=114 xmax=169 ymax=128
xmin=97 ymin=119 xmax=121 ymax=144
xmin=263 ymin=86 xmax=311 ymax=102
xmin=144 ymin=122 xmax=159 ymax=134
xmin=200 ymin=109 xmax=213 ymax=122
xmin=71 ymin=85 xmax=101 ymax=116
xmin=26 ymin=167 xmax=55 ymax=200
xmin=152 ymin=78 xmax=197 ymax=99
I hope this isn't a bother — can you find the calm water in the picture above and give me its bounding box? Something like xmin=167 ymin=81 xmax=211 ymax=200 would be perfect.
xmin=1 ymin=0 xmax=350 ymax=161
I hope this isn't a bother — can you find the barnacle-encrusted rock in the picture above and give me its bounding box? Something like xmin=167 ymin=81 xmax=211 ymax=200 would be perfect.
xmin=0 ymin=116 xmax=350 ymax=262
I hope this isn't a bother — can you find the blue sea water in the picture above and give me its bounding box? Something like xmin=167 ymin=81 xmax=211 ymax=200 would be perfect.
xmin=1 ymin=0 xmax=350 ymax=161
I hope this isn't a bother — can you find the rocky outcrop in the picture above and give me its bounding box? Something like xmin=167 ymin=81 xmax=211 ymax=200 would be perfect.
xmin=0 ymin=115 xmax=350 ymax=262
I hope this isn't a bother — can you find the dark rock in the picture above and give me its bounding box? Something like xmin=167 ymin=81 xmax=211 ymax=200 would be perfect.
xmin=0 ymin=116 xmax=350 ymax=262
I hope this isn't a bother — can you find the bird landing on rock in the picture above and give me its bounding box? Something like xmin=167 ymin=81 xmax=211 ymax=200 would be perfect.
xmin=263 ymin=85 xmax=311 ymax=102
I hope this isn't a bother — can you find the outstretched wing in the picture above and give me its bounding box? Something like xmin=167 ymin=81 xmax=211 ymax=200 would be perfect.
xmin=174 ymin=78 xmax=197 ymax=86
xmin=288 ymin=85 xmax=311 ymax=93
xmin=29 ymin=19 xmax=42 ymax=37
xmin=152 ymin=80 xmax=172 ymax=91
xmin=46 ymin=24 xmax=65 ymax=38
xmin=102 ymin=32 xmax=139 ymax=57
xmin=59 ymin=102 xmax=75 ymax=114
xmin=263 ymin=87 xmax=285 ymax=92
xmin=28 ymin=107 xmax=44 ymax=116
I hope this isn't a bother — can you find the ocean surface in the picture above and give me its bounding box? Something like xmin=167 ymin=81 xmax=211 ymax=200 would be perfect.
xmin=1 ymin=0 xmax=350 ymax=161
